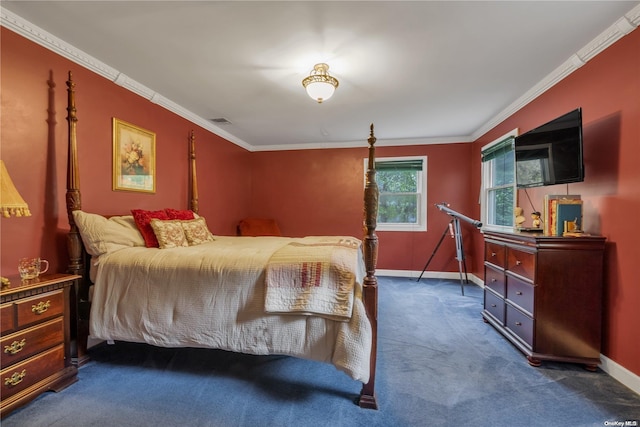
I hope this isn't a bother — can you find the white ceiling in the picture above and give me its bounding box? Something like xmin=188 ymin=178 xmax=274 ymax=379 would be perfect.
xmin=2 ymin=1 xmax=639 ymax=151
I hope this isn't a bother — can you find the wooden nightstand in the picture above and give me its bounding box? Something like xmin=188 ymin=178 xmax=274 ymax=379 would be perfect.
xmin=1 ymin=273 xmax=79 ymax=418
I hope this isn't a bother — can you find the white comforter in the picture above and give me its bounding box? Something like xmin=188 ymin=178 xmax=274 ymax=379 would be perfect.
xmin=89 ymin=236 xmax=372 ymax=382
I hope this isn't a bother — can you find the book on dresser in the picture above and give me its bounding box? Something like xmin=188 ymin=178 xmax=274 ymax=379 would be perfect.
xmin=543 ymin=194 xmax=582 ymax=235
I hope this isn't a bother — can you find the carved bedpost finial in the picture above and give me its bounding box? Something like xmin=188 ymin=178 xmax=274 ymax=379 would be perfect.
xmin=189 ymin=130 xmax=199 ymax=214
xmin=66 ymin=71 xmax=83 ymax=278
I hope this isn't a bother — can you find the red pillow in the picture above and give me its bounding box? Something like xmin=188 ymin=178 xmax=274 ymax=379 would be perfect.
xmin=131 ymin=209 xmax=170 ymax=247
xmin=165 ymin=208 xmax=195 ymax=220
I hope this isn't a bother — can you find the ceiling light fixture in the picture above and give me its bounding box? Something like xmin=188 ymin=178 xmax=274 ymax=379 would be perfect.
xmin=302 ymin=63 xmax=339 ymax=103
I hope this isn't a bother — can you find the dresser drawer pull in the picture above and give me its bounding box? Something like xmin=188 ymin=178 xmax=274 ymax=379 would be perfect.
xmin=31 ymin=300 xmax=51 ymax=315
xmin=4 ymin=339 xmax=26 ymax=355
xmin=516 ymin=291 xmax=523 ymax=295
xmin=491 ymin=278 xmax=497 ymax=282
xmin=515 ymin=260 xmax=522 ymax=265
xmin=491 ymin=304 xmax=497 ymax=308
xmin=491 ymin=252 xmax=496 ymax=257
xmin=4 ymin=369 xmax=26 ymax=387
xmin=515 ymin=322 xmax=522 ymax=326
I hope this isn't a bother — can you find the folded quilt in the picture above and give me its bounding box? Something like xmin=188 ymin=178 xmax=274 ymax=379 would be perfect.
xmin=265 ymin=237 xmax=361 ymax=321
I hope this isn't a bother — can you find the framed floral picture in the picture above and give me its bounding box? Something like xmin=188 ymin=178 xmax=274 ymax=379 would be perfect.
xmin=112 ymin=118 xmax=156 ymax=193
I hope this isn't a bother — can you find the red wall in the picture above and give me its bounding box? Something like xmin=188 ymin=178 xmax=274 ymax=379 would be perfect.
xmin=2 ymin=24 xmax=638 ymax=378
xmin=0 ymin=28 xmax=251 ymax=276
xmin=250 ymin=143 xmax=477 ymax=272
xmin=470 ymin=29 xmax=640 ymax=376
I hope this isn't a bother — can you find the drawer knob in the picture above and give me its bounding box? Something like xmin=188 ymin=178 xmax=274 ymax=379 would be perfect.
xmin=515 ymin=322 xmax=522 ymax=326
xmin=516 ymin=291 xmax=523 ymax=296
xmin=491 ymin=252 xmax=496 ymax=257
xmin=3 ymin=339 xmax=26 ymax=355
xmin=491 ymin=278 xmax=497 ymax=282
xmin=491 ymin=304 xmax=497 ymax=308
xmin=31 ymin=300 xmax=51 ymax=315
xmin=515 ymin=260 xmax=522 ymax=265
xmin=4 ymin=369 xmax=26 ymax=387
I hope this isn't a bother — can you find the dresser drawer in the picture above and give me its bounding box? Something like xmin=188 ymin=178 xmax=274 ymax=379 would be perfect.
xmin=506 ymin=247 xmax=535 ymax=281
xmin=0 ymin=303 xmax=13 ymax=335
xmin=15 ymin=290 xmax=64 ymax=328
xmin=1 ymin=344 xmax=65 ymax=401
xmin=506 ymin=275 xmax=535 ymax=316
xmin=506 ymin=305 xmax=534 ymax=349
xmin=485 ymin=241 xmax=506 ymax=268
xmin=484 ymin=290 xmax=505 ymax=324
xmin=484 ymin=264 xmax=505 ymax=296
xmin=1 ymin=318 xmax=64 ymax=369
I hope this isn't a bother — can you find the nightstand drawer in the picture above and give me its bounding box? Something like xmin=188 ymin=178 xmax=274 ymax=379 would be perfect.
xmin=15 ymin=290 xmax=64 ymax=328
xmin=1 ymin=318 xmax=64 ymax=369
xmin=0 ymin=304 xmax=13 ymax=335
xmin=506 ymin=305 xmax=534 ymax=349
xmin=484 ymin=290 xmax=505 ymax=324
xmin=484 ymin=264 xmax=505 ymax=296
xmin=485 ymin=241 xmax=506 ymax=268
xmin=0 ymin=344 xmax=65 ymax=401
xmin=506 ymin=275 xmax=535 ymax=316
xmin=507 ymin=247 xmax=535 ymax=281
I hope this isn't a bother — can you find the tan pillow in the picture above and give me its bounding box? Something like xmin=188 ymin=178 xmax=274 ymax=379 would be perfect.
xmin=150 ymin=219 xmax=189 ymax=249
xmin=72 ymin=210 xmax=145 ymax=257
xmin=181 ymin=217 xmax=214 ymax=246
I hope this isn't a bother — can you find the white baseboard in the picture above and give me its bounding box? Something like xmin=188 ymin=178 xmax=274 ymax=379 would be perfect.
xmin=376 ymin=269 xmax=639 ymax=397
xmin=600 ymin=354 xmax=640 ymax=396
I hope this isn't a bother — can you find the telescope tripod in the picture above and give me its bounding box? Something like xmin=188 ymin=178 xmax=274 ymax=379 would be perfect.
xmin=416 ymin=217 xmax=469 ymax=295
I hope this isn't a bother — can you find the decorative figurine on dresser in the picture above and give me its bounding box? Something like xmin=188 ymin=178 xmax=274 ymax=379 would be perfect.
xmin=1 ymin=273 xmax=79 ymax=418
xmin=482 ymin=230 xmax=606 ymax=370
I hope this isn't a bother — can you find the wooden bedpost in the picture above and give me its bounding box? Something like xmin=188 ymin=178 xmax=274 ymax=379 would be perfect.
xmin=359 ymin=123 xmax=379 ymax=409
xmin=66 ymin=71 xmax=89 ymax=365
xmin=189 ymin=130 xmax=199 ymax=214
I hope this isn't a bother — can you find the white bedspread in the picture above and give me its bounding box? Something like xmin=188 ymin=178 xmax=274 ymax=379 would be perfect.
xmin=89 ymin=236 xmax=372 ymax=382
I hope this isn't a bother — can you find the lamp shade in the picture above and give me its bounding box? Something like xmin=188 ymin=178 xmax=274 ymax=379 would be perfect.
xmin=1 ymin=160 xmax=31 ymax=217
xmin=302 ymin=63 xmax=339 ymax=103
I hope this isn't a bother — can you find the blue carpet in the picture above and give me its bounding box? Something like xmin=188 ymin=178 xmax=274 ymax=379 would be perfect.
xmin=3 ymin=277 xmax=639 ymax=426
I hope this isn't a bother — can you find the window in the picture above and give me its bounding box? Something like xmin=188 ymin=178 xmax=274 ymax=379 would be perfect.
xmin=367 ymin=156 xmax=427 ymax=232
xmin=481 ymin=131 xmax=517 ymax=231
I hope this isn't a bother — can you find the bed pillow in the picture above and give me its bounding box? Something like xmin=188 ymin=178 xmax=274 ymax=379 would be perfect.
xmin=72 ymin=210 xmax=146 ymax=257
xmin=131 ymin=209 xmax=170 ymax=247
xmin=165 ymin=208 xmax=195 ymax=220
xmin=150 ymin=219 xmax=189 ymax=249
xmin=181 ymin=217 xmax=214 ymax=246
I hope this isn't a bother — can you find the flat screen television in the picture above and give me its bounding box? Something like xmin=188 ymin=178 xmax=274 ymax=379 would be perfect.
xmin=515 ymin=108 xmax=584 ymax=188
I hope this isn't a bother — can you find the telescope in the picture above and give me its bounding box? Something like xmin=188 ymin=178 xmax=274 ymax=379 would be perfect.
xmin=435 ymin=203 xmax=482 ymax=228
xmin=417 ymin=203 xmax=482 ymax=295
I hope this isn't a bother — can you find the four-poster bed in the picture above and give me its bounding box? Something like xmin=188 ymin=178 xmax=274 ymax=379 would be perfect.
xmin=64 ymin=72 xmax=379 ymax=409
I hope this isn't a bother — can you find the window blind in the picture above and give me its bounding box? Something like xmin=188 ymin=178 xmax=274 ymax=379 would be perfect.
xmin=481 ymin=136 xmax=514 ymax=162
xmin=375 ymin=159 xmax=423 ymax=171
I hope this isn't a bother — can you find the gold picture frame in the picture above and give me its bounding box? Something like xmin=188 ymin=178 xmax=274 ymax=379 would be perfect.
xmin=112 ymin=118 xmax=156 ymax=193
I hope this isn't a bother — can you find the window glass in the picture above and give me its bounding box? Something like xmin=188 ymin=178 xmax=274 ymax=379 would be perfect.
xmin=368 ymin=157 xmax=427 ymax=231
xmin=481 ymin=133 xmax=516 ymax=230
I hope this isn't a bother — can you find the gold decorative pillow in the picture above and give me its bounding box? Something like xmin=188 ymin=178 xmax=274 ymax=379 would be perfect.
xmin=150 ymin=219 xmax=189 ymax=249
xmin=181 ymin=217 xmax=214 ymax=246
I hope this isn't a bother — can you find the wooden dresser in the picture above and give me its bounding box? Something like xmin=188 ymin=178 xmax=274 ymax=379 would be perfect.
xmin=1 ymin=273 xmax=79 ymax=418
xmin=482 ymin=230 xmax=606 ymax=369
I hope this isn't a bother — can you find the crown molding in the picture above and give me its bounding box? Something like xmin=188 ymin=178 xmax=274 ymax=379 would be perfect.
xmin=0 ymin=7 xmax=254 ymax=152
xmin=471 ymin=3 xmax=640 ymax=142
xmin=3 ymin=4 xmax=639 ymax=152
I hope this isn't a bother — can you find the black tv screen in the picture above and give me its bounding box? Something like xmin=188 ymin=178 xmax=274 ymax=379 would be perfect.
xmin=515 ymin=108 xmax=584 ymax=188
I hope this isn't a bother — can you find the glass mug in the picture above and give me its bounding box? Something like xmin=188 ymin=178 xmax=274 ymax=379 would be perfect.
xmin=18 ymin=257 xmax=49 ymax=280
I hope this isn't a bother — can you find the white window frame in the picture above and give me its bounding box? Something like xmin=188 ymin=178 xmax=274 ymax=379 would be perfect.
xmin=480 ymin=129 xmax=518 ymax=233
xmin=365 ymin=156 xmax=427 ymax=232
